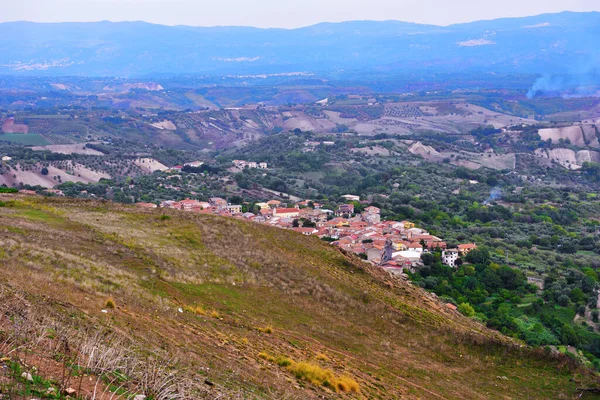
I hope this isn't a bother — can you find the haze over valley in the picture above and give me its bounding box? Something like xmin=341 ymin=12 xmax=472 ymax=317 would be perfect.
xmin=2 ymin=5 xmax=600 ymax=399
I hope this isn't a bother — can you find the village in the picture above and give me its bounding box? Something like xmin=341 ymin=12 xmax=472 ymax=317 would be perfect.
xmin=135 ymin=194 xmax=477 ymax=275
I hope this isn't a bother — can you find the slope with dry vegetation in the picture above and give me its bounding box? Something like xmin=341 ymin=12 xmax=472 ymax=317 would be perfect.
xmin=0 ymin=194 xmax=598 ymax=399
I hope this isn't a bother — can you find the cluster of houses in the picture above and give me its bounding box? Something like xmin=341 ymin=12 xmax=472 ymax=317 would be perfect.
xmin=136 ymin=194 xmax=477 ymax=275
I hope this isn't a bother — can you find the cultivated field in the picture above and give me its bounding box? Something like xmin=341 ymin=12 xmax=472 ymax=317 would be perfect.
xmin=0 ymin=133 xmax=50 ymax=146
xmin=32 ymin=144 xmax=105 ymax=155
xmin=0 ymin=162 xmax=110 ymax=188
xmin=134 ymin=158 xmax=168 ymax=173
xmin=150 ymin=120 xmax=177 ymax=130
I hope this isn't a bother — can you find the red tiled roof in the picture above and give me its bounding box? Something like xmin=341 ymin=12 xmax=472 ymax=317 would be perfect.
xmin=274 ymin=208 xmax=300 ymax=214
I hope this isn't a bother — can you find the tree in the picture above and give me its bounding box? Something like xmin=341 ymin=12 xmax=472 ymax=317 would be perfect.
xmin=458 ymin=303 xmax=476 ymax=317
xmin=465 ymin=247 xmax=491 ymax=265
xmin=229 ymin=195 xmax=243 ymax=205
xmin=41 ymin=167 xmax=49 ymax=176
xmin=420 ymin=253 xmax=435 ymax=266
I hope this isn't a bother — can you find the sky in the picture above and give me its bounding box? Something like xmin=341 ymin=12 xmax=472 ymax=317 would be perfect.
xmin=2 ymin=0 xmax=600 ymax=28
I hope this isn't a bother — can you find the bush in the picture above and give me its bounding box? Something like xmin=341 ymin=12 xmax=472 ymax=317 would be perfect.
xmin=458 ymin=303 xmax=476 ymax=317
xmin=258 ymin=326 xmax=273 ymax=334
xmin=104 ymin=297 xmax=115 ymax=309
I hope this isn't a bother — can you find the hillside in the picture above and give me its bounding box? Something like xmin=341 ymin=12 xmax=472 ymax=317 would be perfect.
xmin=0 ymin=193 xmax=597 ymax=399
xmin=1 ymin=12 xmax=600 ymax=77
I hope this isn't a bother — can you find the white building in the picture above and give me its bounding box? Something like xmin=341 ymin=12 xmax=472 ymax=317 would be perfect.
xmin=341 ymin=194 xmax=360 ymax=202
xmin=184 ymin=161 xmax=204 ymax=168
xmin=442 ymin=249 xmax=459 ymax=267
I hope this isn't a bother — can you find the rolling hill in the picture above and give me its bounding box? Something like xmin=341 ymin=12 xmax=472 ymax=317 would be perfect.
xmin=1 ymin=12 xmax=600 ymax=78
xmin=0 ymin=193 xmax=597 ymax=399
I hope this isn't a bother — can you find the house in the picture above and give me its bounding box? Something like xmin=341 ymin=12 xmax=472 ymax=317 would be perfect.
xmin=258 ymin=162 xmax=268 ymax=169
xmin=267 ymin=200 xmax=282 ymax=208
xmin=179 ymin=199 xmax=201 ymax=210
xmin=425 ymin=241 xmax=447 ymax=250
xmin=1 ymin=156 xmax=11 ymax=162
xmin=407 ymin=242 xmax=423 ymax=253
xmin=272 ymin=207 xmax=300 ymax=218
xmin=18 ymin=189 xmax=37 ymax=195
xmin=184 ymin=161 xmax=204 ymax=168
xmin=336 ymin=204 xmax=355 ymax=217
xmin=458 ymin=243 xmax=478 ymax=256
xmin=300 ymin=208 xmax=328 ymax=223
xmin=367 ymin=247 xmax=383 ymax=262
xmin=255 ymin=202 xmax=270 ymax=211
xmin=401 ymin=221 xmax=416 ymax=229
xmin=247 ymin=162 xmax=258 ymax=169
xmin=198 ymin=202 xmax=211 ymax=209
xmin=227 ymin=204 xmax=242 ymax=214
xmin=341 ymin=194 xmax=360 ymax=202
xmin=362 ymin=212 xmax=380 ymax=224
xmin=209 ymin=197 xmax=228 ymax=209
xmin=442 ymin=249 xmax=459 ymax=267
xmin=293 ymin=227 xmax=317 ymax=236
xmin=364 ymin=206 xmax=380 ymax=214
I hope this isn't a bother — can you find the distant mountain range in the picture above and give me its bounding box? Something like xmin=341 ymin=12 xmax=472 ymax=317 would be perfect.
xmin=1 ymin=11 xmax=600 ymax=79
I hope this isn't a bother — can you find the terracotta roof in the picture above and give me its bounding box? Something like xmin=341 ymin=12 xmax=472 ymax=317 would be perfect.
xmin=274 ymin=208 xmax=300 ymax=214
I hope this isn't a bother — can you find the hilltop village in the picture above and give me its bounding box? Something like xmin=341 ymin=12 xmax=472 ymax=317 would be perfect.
xmin=135 ymin=195 xmax=477 ymax=274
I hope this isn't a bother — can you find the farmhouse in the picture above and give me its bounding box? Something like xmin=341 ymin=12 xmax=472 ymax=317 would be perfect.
xmin=458 ymin=243 xmax=477 ymax=256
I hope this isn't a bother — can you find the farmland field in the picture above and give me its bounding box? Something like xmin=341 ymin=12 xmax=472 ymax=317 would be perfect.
xmin=0 ymin=133 xmax=50 ymax=145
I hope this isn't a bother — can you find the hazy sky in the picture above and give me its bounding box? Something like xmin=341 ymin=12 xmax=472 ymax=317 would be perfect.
xmin=3 ymin=0 xmax=600 ymax=28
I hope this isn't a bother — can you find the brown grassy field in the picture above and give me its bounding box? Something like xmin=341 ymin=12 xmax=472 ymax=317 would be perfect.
xmin=0 ymin=194 xmax=597 ymax=399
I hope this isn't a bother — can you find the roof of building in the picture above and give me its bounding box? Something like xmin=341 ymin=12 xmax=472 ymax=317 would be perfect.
xmin=274 ymin=208 xmax=300 ymax=214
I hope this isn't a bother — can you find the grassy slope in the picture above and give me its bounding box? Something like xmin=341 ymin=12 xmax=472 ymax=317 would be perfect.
xmin=0 ymin=194 xmax=597 ymax=399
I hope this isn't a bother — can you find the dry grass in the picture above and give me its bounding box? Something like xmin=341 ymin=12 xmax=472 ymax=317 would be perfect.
xmin=259 ymin=352 xmax=359 ymax=393
xmin=0 ymin=195 xmax=596 ymax=399
xmin=183 ymin=304 xmax=206 ymax=315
